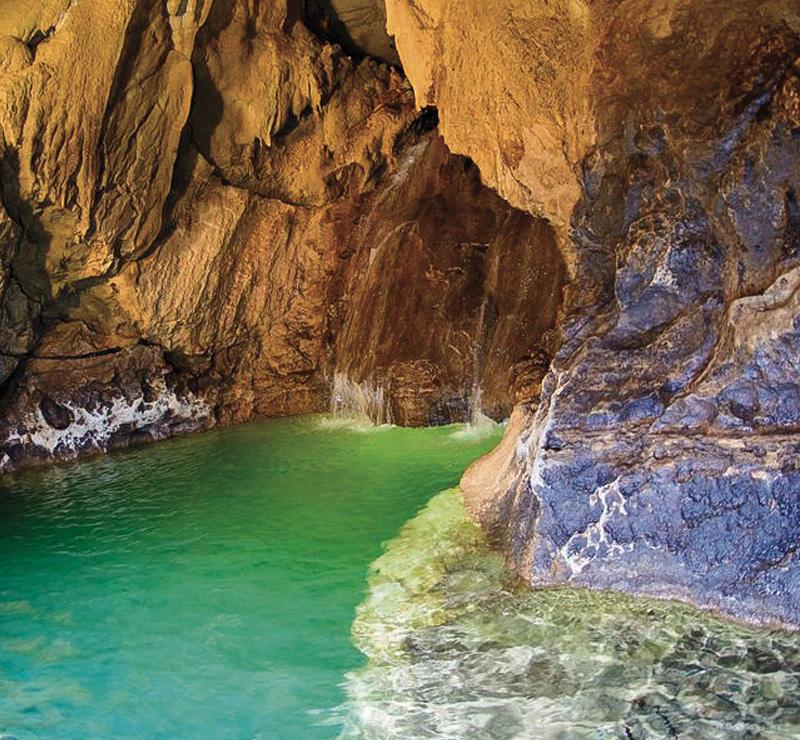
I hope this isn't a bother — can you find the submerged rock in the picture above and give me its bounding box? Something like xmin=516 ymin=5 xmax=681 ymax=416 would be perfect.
xmin=338 ymin=489 xmax=800 ymax=739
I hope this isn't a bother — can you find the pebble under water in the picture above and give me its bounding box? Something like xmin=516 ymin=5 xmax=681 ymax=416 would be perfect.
xmin=0 ymin=416 xmax=501 ymax=740
xmin=2 ymin=417 xmax=799 ymax=740
xmin=339 ymin=490 xmax=800 ymax=740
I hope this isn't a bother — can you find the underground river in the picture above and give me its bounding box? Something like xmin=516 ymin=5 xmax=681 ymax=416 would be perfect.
xmin=1 ymin=416 xmax=799 ymax=739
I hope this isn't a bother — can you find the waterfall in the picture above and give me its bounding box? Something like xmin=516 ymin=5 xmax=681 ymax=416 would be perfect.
xmin=466 ymin=293 xmax=497 ymax=425
xmin=330 ymin=372 xmax=394 ymax=426
xmin=467 ymin=384 xmax=494 ymax=428
xmin=329 ymin=373 xmax=498 ymax=429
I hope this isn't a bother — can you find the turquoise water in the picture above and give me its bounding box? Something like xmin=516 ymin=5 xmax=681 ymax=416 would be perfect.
xmin=0 ymin=416 xmax=502 ymax=740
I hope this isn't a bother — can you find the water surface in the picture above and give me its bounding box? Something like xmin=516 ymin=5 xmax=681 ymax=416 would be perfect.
xmin=0 ymin=416 xmax=502 ymax=740
xmin=6 ymin=415 xmax=799 ymax=740
xmin=341 ymin=490 xmax=800 ymax=740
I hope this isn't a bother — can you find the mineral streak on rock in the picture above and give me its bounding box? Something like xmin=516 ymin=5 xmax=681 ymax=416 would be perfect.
xmin=332 ymin=135 xmax=564 ymax=425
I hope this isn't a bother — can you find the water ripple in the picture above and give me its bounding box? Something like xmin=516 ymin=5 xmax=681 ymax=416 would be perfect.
xmin=0 ymin=416 xmax=502 ymax=740
xmin=339 ymin=489 xmax=800 ymax=740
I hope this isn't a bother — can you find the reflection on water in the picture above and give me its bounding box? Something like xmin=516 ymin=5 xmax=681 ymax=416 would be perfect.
xmin=339 ymin=490 xmax=800 ymax=740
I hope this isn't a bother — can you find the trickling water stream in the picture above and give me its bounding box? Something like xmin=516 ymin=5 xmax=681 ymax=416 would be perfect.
xmin=330 ymin=373 xmax=394 ymax=426
xmin=330 ymin=371 xmax=490 ymax=429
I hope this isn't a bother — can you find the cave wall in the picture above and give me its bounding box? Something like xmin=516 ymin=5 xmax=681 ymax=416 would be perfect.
xmin=431 ymin=0 xmax=800 ymax=626
xmin=332 ymin=133 xmax=563 ymax=425
xmin=0 ymin=0 xmax=564 ymax=470
xmin=1 ymin=0 xmax=800 ymax=625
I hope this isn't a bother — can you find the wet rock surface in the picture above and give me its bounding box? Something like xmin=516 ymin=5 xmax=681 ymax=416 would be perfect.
xmin=0 ymin=0 xmax=563 ymax=471
xmin=339 ymin=490 xmax=800 ymax=739
xmin=456 ymin=2 xmax=800 ymax=626
xmin=0 ymin=344 xmax=212 ymax=469
xmin=332 ymin=136 xmax=564 ymax=425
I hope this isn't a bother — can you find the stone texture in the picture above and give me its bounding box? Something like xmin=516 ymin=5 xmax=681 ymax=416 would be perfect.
xmin=1 ymin=343 xmax=212 ymax=468
xmin=0 ymin=0 xmax=563 ymax=470
xmin=190 ymin=1 xmax=410 ymax=206
xmin=460 ymin=2 xmax=800 ymax=627
xmin=305 ymin=0 xmax=400 ymax=66
xmin=384 ymin=0 xmax=594 ymax=239
xmin=333 ymin=134 xmax=564 ymax=424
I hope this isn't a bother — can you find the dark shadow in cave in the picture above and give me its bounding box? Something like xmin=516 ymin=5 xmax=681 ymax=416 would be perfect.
xmin=302 ymin=0 xmax=401 ymax=67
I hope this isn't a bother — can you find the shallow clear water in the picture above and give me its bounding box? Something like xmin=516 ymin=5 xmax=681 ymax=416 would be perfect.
xmin=0 ymin=416 xmax=502 ymax=740
xmin=340 ymin=490 xmax=800 ymax=740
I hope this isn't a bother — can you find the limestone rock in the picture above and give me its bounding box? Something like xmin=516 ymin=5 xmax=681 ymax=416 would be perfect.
xmin=305 ymin=0 xmax=400 ymax=66
xmin=191 ymin=1 xmax=412 ymax=206
xmin=460 ymin=5 xmax=800 ymax=627
xmin=384 ymin=0 xmax=595 ymax=238
xmin=0 ymin=343 xmax=212 ymax=469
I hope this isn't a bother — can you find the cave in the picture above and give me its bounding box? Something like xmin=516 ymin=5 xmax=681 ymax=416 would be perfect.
xmin=0 ymin=0 xmax=799 ymax=737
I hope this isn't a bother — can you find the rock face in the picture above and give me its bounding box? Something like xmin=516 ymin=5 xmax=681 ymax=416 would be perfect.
xmin=384 ymin=0 xmax=594 ymax=235
xmin=0 ymin=0 xmax=563 ymax=470
xmin=1 ymin=0 xmax=799 ymax=626
xmin=452 ymin=1 xmax=800 ymax=626
xmin=332 ymin=134 xmax=563 ymax=425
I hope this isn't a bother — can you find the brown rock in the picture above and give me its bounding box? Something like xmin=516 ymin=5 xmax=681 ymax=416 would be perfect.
xmin=191 ymin=0 xmax=415 ymax=206
xmin=333 ymin=134 xmax=565 ymax=423
xmin=384 ymin=0 xmax=595 ymax=239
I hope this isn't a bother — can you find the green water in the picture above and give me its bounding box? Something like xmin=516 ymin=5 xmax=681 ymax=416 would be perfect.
xmin=5 ymin=416 xmax=800 ymax=740
xmin=0 ymin=415 xmax=502 ymax=740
